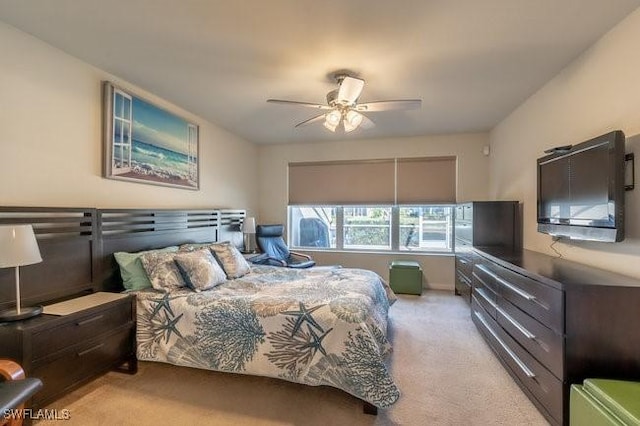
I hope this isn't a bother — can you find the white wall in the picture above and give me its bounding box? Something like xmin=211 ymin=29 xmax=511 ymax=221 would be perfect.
xmin=0 ymin=22 xmax=258 ymax=213
xmin=489 ymin=7 xmax=640 ymax=279
xmin=258 ymin=133 xmax=490 ymax=289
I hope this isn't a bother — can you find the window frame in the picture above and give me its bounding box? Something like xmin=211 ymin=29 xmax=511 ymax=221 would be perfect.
xmin=288 ymin=204 xmax=455 ymax=254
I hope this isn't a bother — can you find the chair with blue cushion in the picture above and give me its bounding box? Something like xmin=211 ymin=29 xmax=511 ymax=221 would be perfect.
xmin=254 ymin=224 xmax=316 ymax=268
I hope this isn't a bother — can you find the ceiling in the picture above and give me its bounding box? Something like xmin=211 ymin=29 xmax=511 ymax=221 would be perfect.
xmin=1 ymin=1 xmax=639 ymax=145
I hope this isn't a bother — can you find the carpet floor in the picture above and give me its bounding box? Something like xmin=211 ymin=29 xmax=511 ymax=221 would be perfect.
xmin=38 ymin=291 xmax=549 ymax=425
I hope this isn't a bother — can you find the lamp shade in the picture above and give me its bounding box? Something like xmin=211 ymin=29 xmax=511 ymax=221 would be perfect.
xmin=0 ymin=225 xmax=42 ymax=268
xmin=242 ymin=217 xmax=256 ymax=234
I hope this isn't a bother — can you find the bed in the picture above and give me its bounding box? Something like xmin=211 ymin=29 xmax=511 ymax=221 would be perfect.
xmin=133 ymin=263 xmax=400 ymax=408
xmin=0 ymin=207 xmax=400 ymax=413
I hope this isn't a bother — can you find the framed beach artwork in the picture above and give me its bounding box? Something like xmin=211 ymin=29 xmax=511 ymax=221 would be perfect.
xmin=103 ymin=82 xmax=199 ymax=190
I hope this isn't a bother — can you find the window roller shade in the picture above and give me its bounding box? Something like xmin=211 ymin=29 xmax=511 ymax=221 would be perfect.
xmin=288 ymin=156 xmax=456 ymax=205
xmin=397 ymin=157 xmax=456 ymax=203
xmin=289 ymin=160 xmax=395 ymax=205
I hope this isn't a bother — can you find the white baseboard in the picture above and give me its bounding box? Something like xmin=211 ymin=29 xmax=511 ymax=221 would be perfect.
xmin=424 ymin=282 xmax=454 ymax=291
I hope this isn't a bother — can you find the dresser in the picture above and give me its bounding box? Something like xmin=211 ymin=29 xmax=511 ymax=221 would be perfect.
xmin=454 ymin=201 xmax=519 ymax=302
xmin=0 ymin=294 xmax=136 ymax=409
xmin=470 ymin=247 xmax=640 ymax=425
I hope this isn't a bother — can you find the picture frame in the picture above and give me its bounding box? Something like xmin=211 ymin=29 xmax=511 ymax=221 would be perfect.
xmin=103 ymin=82 xmax=199 ymax=190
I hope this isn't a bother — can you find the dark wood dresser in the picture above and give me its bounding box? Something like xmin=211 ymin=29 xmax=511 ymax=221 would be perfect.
xmin=0 ymin=294 xmax=136 ymax=409
xmin=470 ymin=247 xmax=640 ymax=425
xmin=454 ymin=201 xmax=519 ymax=302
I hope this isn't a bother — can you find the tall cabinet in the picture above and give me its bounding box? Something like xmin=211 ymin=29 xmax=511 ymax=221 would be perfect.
xmin=454 ymin=201 xmax=519 ymax=302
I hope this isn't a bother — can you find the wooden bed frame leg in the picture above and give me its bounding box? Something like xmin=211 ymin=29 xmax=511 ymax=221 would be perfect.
xmin=363 ymin=401 xmax=378 ymax=415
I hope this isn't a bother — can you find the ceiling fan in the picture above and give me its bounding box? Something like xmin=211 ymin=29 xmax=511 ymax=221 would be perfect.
xmin=267 ymin=73 xmax=422 ymax=133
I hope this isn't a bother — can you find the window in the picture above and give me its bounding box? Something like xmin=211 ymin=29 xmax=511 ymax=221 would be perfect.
xmin=111 ymin=89 xmax=133 ymax=174
xmin=399 ymin=206 xmax=452 ymax=251
xmin=288 ymin=206 xmax=337 ymax=248
xmin=344 ymin=206 xmax=392 ymax=250
xmin=288 ymin=205 xmax=453 ymax=253
xmin=287 ymin=156 xmax=456 ymax=253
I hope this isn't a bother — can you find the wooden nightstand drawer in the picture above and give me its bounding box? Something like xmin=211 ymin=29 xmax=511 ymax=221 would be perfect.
xmin=32 ymin=325 xmax=134 ymax=407
xmin=32 ymin=299 xmax=133 ymax=360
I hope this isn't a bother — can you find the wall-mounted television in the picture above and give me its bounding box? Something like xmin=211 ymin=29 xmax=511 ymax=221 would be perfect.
xmin=537 ymin=130 xmax=626 ymax=242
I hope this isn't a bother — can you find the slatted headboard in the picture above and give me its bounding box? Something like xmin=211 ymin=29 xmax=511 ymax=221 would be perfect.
xmin=0 ymin=207 xmax=246 ymax=307
xmin=0 ymin=207 xmax=98 ymax=310
xmin=98 ymin=208 xmax=246 ymax=292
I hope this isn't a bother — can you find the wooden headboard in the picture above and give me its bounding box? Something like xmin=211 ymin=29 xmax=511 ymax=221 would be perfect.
xmin=0 ymin=207 xmax=98 ymax=310
xmin=98 ymin=208 xmax=245 ymax=292
xmin=0 ymin=207 xmax=246 ymax=307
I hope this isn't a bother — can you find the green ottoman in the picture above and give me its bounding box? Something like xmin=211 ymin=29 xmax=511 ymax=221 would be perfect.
xmin=389 ymin=260 xmax=422 ymax=295
xmin=570 ymin=379 xmax=640 ymax=426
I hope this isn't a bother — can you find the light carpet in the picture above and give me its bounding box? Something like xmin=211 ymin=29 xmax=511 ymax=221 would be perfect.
xmin=38 ymin=291 xmax=548 ymax=425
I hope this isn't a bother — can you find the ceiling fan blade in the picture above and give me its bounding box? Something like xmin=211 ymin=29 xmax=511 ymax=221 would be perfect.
xmin=356 ymin=99 xmax=422 ymax=112
xmin=294 ymin=113 xmax=327 ymax=128
xmin=267 ymin=99 xmax=332 ymax=110
xmin=360 ymin=113 xmax=375 ymax=129
xmin=337 ymin=77 xmax=365 ymax=104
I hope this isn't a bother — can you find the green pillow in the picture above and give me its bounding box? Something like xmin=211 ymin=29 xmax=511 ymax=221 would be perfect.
xmin=114 ymin=246 xmax=179 ymax=291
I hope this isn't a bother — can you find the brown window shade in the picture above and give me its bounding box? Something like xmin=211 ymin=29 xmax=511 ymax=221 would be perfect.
xmin=289 ymin=160 xmax=395 ymax=205
xmin=396 ymin=157 xmax=456 ymax=203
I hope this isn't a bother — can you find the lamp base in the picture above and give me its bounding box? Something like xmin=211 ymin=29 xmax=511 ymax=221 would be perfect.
xmin=0 ymin=305 xmax=43 ymax=322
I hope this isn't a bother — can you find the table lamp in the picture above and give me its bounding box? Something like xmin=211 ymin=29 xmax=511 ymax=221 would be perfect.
xmin=242 ymin=217 xmax=256 ymax=253
xmin=0 ymin=225 xmax=43 ymax=321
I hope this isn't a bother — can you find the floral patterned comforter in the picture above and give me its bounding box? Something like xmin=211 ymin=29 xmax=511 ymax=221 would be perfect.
xmin=133 ymin=265 xmax=400 ymax=408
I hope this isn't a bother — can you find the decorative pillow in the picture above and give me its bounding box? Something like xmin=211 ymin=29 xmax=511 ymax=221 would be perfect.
xmin=208 ymin=242 xmax=251 ymax=279
xmin=178 ymin=242 xmax=214 ymax=252
xmin=140 ymin=251 xmax=187 ymax=292
xmin=174 ymin=249 xmax=227 ymax=292
xmin=114 ymin=246 xmax=179 ymax=291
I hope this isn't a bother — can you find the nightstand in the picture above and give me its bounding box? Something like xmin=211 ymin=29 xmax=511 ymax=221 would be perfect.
xmin=0 ymin=293 xmax=136 ymax=409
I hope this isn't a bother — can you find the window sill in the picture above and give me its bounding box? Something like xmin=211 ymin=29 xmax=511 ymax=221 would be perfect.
xmin=293 ymin=248 xmax=454 ymax=257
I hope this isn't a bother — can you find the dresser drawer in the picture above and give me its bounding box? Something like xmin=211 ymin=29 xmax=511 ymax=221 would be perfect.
xmin=32 ymin=325 xmax=134 ymax=407
xmin=472 ymin=263 xmax=500 ymax=295
xmin=455 ymin=255 xmax=473 ymax=278
xmin=32 ymin=299 xmax=133 ymax=360
xmin=472 ymin=304 xmax=563 ymax=424
xmin=476 ymin=262 xmax=563 ymax=333
xmin=455 ymin=272 xmax=472 ymax=301
xmin=473 ymin=288 xmax=497 ymax=320
xmin=496 ymin=298 xmax=564 ymax=379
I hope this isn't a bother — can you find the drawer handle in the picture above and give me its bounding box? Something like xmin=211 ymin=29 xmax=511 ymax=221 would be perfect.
xmin=76 ymin=314 xmax=105 ymax=327
xmin=77 ymin=343 xmax=105 ymax=357
xmin=476 ymin=265 xmax=536 ymax=302
xmin=474 ymin=311 xmax=536 ymax=379
xmin=496 ymin=305 xmax=536 ymax=340
xmin=471 ymin=271 xmax=492 ymax=289
xmin=475 ymin=288 xmax=498 ymax=309
xmin=458 ymin=258 xmax=468 ymax=265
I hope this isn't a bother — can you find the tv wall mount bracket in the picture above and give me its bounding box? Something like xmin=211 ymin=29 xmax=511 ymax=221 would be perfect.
xmin=625 ymin=153 xmax=635 ymax=191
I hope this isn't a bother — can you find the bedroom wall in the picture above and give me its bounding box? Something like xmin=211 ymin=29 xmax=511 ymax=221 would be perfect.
xmin=0 ymin=22 xmax=258 ymax=214
xmin=489 ymin=7 xmax=640 ymax=279
xmin=257 ymin=133 xmax=490 ymax=289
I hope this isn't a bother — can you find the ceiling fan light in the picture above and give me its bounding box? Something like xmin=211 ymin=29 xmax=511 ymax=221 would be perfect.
xmin=343 ymin=120 xmax=356 ymax=133
xmin=346 ymin=110 xmax=364 ymax=127
xmin=326 ymin=110 xmax=341 ymax=125
xmin=323 ymin=119 xmax=338 ymax=132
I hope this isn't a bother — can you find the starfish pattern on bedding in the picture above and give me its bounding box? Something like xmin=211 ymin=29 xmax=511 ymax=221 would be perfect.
xmin=150 ymin=293 xmax=175 ymax=319
xmin=301 ymin=325 xmax=333 ymax=357
xmin=159 ymin=311 xmax=184 ymax=343
xmin=281 ymin=302 xmax=324 ymax=337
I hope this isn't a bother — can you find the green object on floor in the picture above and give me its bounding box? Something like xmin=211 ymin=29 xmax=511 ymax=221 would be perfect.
xmin=570 ymin=379 xmax=640 ymax=426
xmin=389 ymin=260 xmax=422 ymax=295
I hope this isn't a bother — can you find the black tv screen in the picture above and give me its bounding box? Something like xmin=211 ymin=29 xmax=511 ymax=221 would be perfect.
xmin=537 ymin=130 xmax=625 ymax=242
